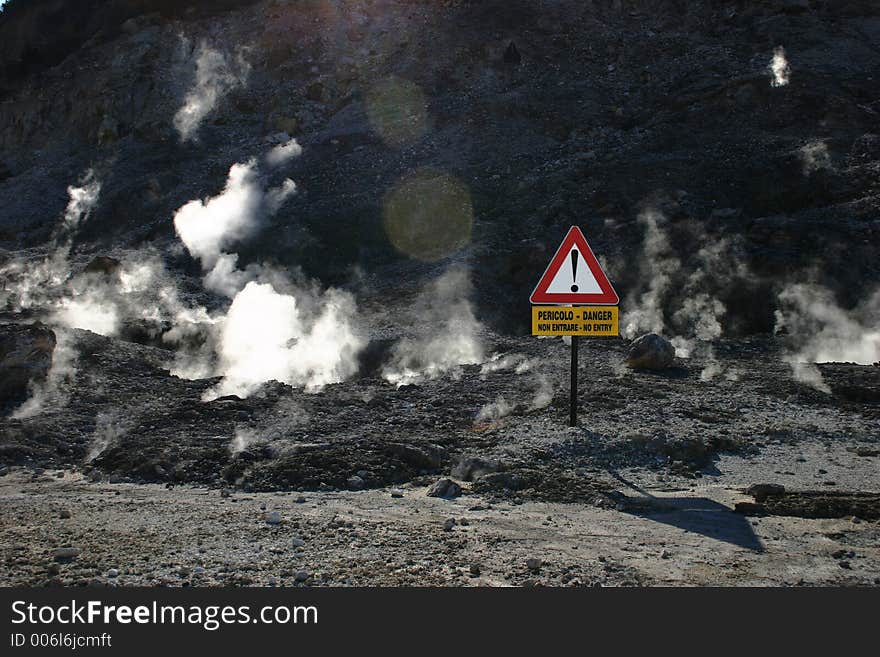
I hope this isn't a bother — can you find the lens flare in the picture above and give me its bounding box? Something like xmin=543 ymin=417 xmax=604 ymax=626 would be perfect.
xmin=366 ymin=76 xmax=429 ymax=148
xmin=382 ymin=167 xmax=473 ymax=261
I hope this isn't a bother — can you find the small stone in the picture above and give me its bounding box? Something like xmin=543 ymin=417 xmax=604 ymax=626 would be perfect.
xmin=660 ymin=549 xmax=671 ymax=559
xmin=193 ymin=566 xmax=205 ymax=576
xmin=53 ymin=547 xmax=81 ymax=561
xmin=268 ymin=576 xmax=278 ymax=586
xmin=107 ymin=568 xmax=119 ymax=578
xmin=295 ymin=496 xmax=307 ymax=503
xmin=59 ymin=509 xmax=71 ymax=519
xmin=292 ymin=538 xmax=306 ymax=548
xmin=47 ymin=563 xmax=61 ymax=575
xmin=265 ymin=511 xmax=283 ymax=525
xmin=839 ymin=561 xmax=852 ymax=570
xmin=294 ymin=570 xmax=310 ymax=582
xmin=852 ymin=516 xmax=862 ymax=524
xmin=346 ymin=475 xmax=365 ymax=491
xmin=391 ymin=491 xmax=404 ymax=498
xmin=442 ymin=518 xmax=456 ymax=532
xmin=745 ymin=483 xmax=785 ymax=502
xmin=526 ymin=558 xmax=542 ymax=571
xmin=469 ymin=564 xmax=481 ymax=576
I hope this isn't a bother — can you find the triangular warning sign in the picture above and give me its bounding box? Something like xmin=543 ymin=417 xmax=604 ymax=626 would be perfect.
xmin=530 ymin=226 xmax=619 ymax=305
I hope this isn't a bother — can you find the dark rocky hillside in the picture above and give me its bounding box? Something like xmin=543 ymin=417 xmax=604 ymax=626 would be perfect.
xmin=1 ymin=0 xmax=878 ymax=334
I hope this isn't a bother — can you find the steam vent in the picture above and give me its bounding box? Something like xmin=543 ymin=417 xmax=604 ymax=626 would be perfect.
xmin=0 ymin=0 xmax=879 ymax=594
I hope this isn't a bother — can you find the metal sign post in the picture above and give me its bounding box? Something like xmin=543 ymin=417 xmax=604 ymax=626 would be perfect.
xmin=570 ymin=335 xmax=579 ymax=427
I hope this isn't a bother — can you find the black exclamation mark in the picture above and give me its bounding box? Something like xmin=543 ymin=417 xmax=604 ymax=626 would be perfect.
xmin=570 ymin=249 xmax=579 ymax=292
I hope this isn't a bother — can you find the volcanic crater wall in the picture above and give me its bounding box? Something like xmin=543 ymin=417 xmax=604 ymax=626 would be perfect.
xmin=0 ymin=0 xmax=878 ymax=336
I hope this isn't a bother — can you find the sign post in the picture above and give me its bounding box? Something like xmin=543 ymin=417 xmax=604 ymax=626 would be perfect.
xmin=529 ymin=226 xmax=619 ymax=427
xmin=570 ymin=335 xmax=578 ymax=427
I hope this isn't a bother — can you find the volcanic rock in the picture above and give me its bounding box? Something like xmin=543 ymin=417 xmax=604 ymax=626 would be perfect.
xmin=625 ymin=334 xmax=675 ymax=370
xmin=503 ymin=42 xmax=521 ymax=64
xmin=427 ymin=478 xmax=461 ymax=499
xmin=0 ymin=323 xmax=56 ymax=403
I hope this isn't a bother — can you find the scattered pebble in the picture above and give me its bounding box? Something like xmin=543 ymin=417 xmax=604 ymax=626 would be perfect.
xmin=53 ymin=547 xmax=81 ymax=561
xmin=265 ymin=511 xmax=283 ymax=525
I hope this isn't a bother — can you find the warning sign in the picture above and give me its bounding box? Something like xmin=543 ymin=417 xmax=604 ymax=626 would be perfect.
xmin=532 ymin=306 xmax=619 ymax=336
xmin=530 ymin=226 xmax=618 ymax=305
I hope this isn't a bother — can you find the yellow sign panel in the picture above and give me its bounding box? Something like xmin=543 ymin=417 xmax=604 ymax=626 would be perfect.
xmin=532 ymin=306 xmax=618 ymax=337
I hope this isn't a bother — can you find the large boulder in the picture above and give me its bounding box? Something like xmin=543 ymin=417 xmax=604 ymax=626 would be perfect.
xmin=0 ymin=323 xmax=56 ymax=402
xmin=625 ymin=333 xmax=675 ymax=370
xmin=426 ymin=478 xmax=461 ymax=499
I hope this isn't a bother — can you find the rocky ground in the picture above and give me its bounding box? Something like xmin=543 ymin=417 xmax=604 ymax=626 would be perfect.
xmin=1 ymin=456 xmax=878 ymax=587
xmin=1 ymin=325 xmax=879 ymax=586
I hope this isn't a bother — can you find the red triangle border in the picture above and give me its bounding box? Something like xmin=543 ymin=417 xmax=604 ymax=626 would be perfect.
xmin=530 ymin=226 xmax=619 ymax=305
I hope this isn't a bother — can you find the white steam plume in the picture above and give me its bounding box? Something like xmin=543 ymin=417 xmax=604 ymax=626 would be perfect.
xmin=775 ymin=283 xmax=880 ymax=392
xmin=11 ymin=329 xmax=78 ymax=419
xmin=0 ymin=170 xmax=101 ymax=314
xmin=62 ymin=172 xmax=102 ymax=232
xmin=800 ymin=140 xmax=832 ymax=175
xmin=769 ymin=46 xmax=790 ymax=88
xmin=173 ymin=159 xmax=297 ymax=297
xmin=383 ymin=267 xmax=484 ymax=386
xmin=620 ymin=209 xmax=749 ymax=380
xmin=476 ymin=396 xmax=514 ymax=423
xmin=85 ymin=411 xmax=130 ymax=463
xmin=169 ymin=142 xmax=364 ymax=399
xmin=527 ymin=372 xmax=554 ymax=411
xmin=621 ymin=208 xmax=678 ymax=339
xmin=265 ymin=138 xmax=303 ymax=168
xmin=174 ymin=41 xmax=250 ymax=142
xmin=230 ymin=427 xmax=261 ymax=456
xmin=206 ymin=282 xmax=364 ymax=400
